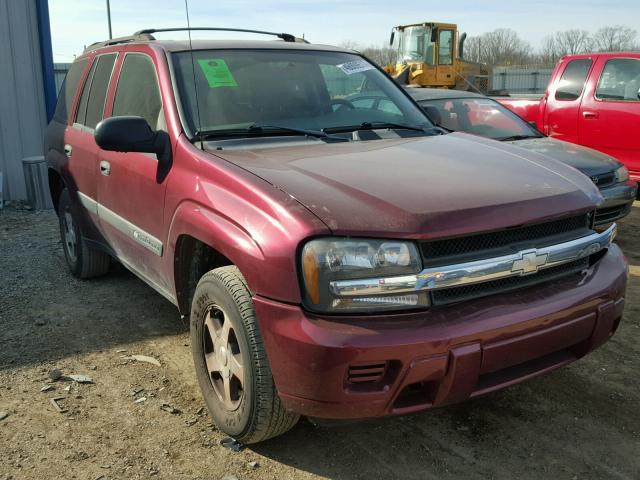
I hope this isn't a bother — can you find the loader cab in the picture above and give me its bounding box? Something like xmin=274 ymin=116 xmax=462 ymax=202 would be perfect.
xmin=388 ymin=22 xmax=458 ymax=88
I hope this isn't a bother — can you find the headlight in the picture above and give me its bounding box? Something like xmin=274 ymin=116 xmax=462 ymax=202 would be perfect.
xmin=300 ymin=238 xmax=428 ymax=313
xmin=615 ymin=165 xmax=629 ymax=183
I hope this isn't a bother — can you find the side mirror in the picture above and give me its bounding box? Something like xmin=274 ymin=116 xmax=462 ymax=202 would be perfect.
xmin=95 ymin=116 xmax=159 ymax=154
xmin=389 ymin=31 xmax=395 ymax=46
xmin=431 ymin=28 xmax=438 ymax=43
xmin=95 ymin=116 xmax=172 ymax=183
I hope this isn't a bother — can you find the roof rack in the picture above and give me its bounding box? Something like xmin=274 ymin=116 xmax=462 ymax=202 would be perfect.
xmin=84 ymin=33 xmax=156 ymax=52
xmin=134 ymin=27 xmax=302 ymax=43
xmin=85 ymin=27 xmax=308 ymax=53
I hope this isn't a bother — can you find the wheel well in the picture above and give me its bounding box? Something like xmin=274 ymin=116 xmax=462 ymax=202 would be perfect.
xmin=174 ymin=235 xmax=233 ymax=315
xmin=48 ymin=169 xmax=64 ymax=214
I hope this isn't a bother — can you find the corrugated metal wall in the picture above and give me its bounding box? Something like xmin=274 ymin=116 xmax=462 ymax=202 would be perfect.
xmin=54 ymin=63 xmax=72 ymax=93
xmin=491 ymin=67 xmax=554 ymax=94
xmin=0 ymin=0 xmax=47 ymax=202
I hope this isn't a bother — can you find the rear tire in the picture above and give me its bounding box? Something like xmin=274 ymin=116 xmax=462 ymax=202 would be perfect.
xmin=190 ymin=266 xmax=299 ymax=443
xmin=58 ymin=188 xmax=110 ymax=279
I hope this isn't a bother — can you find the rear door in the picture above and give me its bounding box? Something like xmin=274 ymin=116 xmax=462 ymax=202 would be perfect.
xmin=64 ymin=53 xmax=117 ymax=232
xmin=96 ymin=51 xmax=169 ymax=290
xmin=579 ymin=55 xmax=640 ymax=178
xmin=544 ymin=57 xmax=594 ymax=143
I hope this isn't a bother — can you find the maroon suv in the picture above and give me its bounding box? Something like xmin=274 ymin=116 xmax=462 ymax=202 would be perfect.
xmin=46 ymin=29 xmax=627 ymax=443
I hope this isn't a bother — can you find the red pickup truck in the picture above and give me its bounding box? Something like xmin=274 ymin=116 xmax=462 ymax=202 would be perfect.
xmin=498 ymin=53 xmax=640 ymax=183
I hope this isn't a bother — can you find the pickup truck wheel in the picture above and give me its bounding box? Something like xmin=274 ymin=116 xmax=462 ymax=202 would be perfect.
xmin=190 ymin=266 xmax=299 ymax=443
xmin=58 ymin=188 xmax=111 ymax=279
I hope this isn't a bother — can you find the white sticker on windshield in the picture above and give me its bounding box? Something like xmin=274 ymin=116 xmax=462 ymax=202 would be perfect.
xmin=337 ymin=59 xmax=374 ymax=75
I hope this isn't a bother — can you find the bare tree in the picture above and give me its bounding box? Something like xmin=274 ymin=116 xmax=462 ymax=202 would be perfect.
xmin=341 ymin=25 xmax=639 ymax=70
xmin=463 ymin=36 xmax=482 ymax=63
xmin=592 ymin=25 xmax=638 ymax=52
xmin=360 ymin=46 xmax=398 ymax=67
xmin=538 ymin=35 xmax=563 ymax=65
xmin=339 ymin=41 xmax=398 ymax=67
xmin=338 ymin=40 xmax=360 ymax=51
xmin=550 ymin=29 xmax=593 ymax=56
xmin=463 ymin=29 xmax=532 ymax=66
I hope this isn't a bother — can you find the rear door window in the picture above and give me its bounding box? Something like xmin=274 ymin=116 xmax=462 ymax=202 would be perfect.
xmin=595 ymin=58 xmax=640 ymax=101
xmin=74 ymin=60 xmax=97 ymax=126
xmin=83 ymin=54 xmax=117 ymax=129
xmin=112 ymin=53 xmax=163 ymax=129
xmin=555 ymin=59 xmax=592 ymax=101
xmin=53 ymin=59 xmax=88 ymax=124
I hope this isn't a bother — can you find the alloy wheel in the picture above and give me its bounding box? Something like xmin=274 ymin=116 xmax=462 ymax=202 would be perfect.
xmin=202 ymin=305 xmax=245 ymax=410
xmin=62 ymin=206 xmax=77 ymax=264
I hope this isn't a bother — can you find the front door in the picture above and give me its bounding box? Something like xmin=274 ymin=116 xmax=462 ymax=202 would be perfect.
xmin=579 ymin=55 xmax=640 ymax=178
xmin=544 ymin=57 xmax=594 ymax=143
xmin=96 ymin=51 xmax=169 ymax=291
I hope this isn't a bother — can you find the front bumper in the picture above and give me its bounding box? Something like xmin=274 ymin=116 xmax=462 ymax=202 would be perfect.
xmin=254 ymin=245 xmax=627 ymax=419
xmin=596 ymin=181 xmax=637 ymax=225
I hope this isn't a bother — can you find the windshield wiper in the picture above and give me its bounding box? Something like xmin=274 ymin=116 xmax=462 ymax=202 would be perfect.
xmin=497 ymin=134 xmax=542 ymax=142
xmin=198 ymin=124 xmax=348 ymax=141
xmin=323 ymin=121 xmax=436 ymax=134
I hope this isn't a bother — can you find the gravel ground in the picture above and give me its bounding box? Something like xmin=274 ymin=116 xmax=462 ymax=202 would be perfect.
xmin=1 ymin=203 xmax=639 ymax=480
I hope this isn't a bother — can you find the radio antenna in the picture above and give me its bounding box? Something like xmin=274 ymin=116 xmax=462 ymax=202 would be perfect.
xmin=184 ymin=0 xmax=204 ymax=149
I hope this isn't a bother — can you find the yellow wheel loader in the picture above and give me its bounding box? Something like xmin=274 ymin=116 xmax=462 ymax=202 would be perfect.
xmin=385 ymin=22 xmax=490 ymax=92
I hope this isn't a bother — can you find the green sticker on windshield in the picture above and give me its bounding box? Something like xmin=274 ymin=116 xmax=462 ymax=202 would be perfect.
xmin=197 ymin=59 xmax=238 ymax=88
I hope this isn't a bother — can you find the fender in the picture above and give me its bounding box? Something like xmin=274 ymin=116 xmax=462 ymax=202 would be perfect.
xmin=166 ymin=199 xmax=313 ymax=309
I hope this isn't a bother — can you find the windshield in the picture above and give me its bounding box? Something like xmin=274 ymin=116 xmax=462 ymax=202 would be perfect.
xmin=172 ymin=49 xmax=431 ymax=138
xmin=397 ymin=26 xmax=435 ymax=64
xmin=417 ymin=97 xmax=541 ymax=140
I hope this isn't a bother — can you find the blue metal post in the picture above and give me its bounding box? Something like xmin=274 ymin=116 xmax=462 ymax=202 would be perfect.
xmin=35 ymin=0 xmax=57 ymax=121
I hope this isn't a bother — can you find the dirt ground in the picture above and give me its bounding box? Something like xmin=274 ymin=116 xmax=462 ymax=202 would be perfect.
xmin=1 ymin=203 xmax=639 ymax=480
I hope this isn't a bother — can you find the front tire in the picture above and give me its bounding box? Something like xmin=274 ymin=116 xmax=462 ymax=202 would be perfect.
xmin=58 ymin=188 xmax=111 ymax=278
xmin=190 ymin=266 xmax=299 ymax=443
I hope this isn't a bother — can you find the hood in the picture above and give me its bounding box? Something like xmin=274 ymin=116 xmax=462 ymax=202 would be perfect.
xmin=505 ymin=137 xmax=621 ymax=176
xmin=210 ymin=132 xmax=602 ymax=239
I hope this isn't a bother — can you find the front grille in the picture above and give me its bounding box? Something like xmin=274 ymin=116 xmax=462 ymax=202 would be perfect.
xmin=431 ymin=258 xmax=588 ymax=306
xmin=595 ymin=203 xmax=631 ymax=224
xmin=420 ymin=214 xmax=590 ymax=266
xmin=591 ymin=172 xmax=616 ymax=189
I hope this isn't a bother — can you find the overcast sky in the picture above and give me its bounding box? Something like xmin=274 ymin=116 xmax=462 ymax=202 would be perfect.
xmin=49 ymin=0 xmax=640 ymax=62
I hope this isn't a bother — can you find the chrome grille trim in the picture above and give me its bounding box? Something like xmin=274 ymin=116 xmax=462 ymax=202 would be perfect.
xmin=329 ymin=224 xmax=616 ymax=297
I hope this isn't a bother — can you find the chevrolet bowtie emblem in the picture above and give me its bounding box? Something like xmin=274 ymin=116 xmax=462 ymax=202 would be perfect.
xmin=511 ymin=250 xmax=549 ymax=275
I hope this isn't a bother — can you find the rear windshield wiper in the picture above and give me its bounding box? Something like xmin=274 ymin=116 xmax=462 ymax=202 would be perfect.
xmin=323 ymin=122 xmax=436 ymax=134
xmin=198 ymin=124 xmax=348 ymax=141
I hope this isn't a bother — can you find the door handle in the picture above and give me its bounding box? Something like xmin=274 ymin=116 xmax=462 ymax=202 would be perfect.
xmin=582 ymin=111 xmax=599 ymax=119
xmin=99 ymin=160 xmax=111 ymax=176
xmin=63 ymin=144 xmax=72 ymax=157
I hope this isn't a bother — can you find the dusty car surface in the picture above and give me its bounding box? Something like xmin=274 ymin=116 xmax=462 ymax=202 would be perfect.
xmin=46 ymin=28 xmax=627 ymax=443
xmin=406 ymin=87 xmax=637 ymax=225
